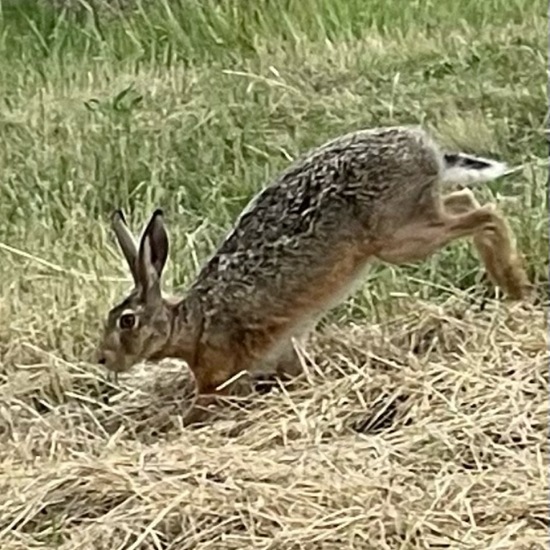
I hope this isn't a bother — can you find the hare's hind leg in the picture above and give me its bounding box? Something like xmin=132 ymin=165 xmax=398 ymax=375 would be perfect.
xmin=375 ymin=190 xmax=530 ymax=299
xmin=442 ymin=189 xmax=531 ymax=300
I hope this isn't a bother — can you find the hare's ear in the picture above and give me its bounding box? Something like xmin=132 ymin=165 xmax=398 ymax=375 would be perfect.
xmin=112 ymin=209 xmax=138 ymax=283
xmin=136 ymin=209 xmax=169 ymax=297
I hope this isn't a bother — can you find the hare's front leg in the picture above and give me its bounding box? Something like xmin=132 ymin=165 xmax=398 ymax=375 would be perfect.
xmin=182 ymin=383 xmax=232 ymax=426
xmin=182 ymin=346 xmax=244 ymax=426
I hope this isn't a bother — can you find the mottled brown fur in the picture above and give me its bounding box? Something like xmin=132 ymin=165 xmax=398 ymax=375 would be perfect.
xmin=97 ymin=126 xmax=531 ymax=424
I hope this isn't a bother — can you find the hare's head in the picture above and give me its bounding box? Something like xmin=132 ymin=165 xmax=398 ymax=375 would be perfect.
xmin=97 ymin=209 xmax=180 ymax=374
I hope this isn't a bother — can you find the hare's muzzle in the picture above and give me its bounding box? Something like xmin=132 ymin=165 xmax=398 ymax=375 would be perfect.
xmin=97 ymin=347 xmax=136 ymax=376
xmin=96 ymin=349 xmax=118 ymax=370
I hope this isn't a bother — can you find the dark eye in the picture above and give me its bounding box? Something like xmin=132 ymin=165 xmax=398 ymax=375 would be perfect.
xmin=118 ymin=312 xmax=137 ymax=330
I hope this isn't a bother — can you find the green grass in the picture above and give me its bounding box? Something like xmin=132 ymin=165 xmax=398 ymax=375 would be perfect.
xmin=0 ymin=0 xmax=547 ymax=364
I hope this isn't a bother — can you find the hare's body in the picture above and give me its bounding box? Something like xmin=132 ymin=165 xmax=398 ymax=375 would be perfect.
xmin=98 ymin=126 xmax=531 ymax=422
xmin=192 ymin=128 xmax=437 ymax=323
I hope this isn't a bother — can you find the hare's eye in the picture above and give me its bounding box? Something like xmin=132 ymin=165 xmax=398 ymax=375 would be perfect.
xmin=118 ymin=312 xmax=137 ymax=330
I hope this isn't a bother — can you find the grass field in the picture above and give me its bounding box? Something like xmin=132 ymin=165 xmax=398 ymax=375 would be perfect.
xmin=0 ymin=0 xmax=548 ymax=548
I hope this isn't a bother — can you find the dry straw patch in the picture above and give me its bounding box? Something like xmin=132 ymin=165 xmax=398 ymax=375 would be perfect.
xmin=0 ymin=297 xmax=547 ymax=549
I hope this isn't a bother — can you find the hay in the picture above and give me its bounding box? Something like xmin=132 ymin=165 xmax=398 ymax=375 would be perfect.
xmin=0 ymin=298 xmax=547 ymax=549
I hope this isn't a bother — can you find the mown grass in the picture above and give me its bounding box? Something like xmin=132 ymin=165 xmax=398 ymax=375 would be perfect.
xmin=0 ymin=0 xmax=547 ymax=547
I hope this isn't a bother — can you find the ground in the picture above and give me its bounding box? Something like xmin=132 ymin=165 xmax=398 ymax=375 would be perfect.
xmin=0 ymin=0 xmax=547 ymax=548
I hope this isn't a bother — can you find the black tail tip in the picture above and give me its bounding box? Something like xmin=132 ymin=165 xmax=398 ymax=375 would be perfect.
xmin=444 ymin=153 xmax=494 ymax=171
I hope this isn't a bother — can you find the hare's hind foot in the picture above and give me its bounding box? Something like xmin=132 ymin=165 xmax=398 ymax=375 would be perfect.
xmin=442 ymin=189 xmax=532 ymax=301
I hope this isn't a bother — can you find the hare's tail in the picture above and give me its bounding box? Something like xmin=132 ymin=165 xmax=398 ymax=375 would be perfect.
xmin=441 ymin=153 xmax=520 ymax=186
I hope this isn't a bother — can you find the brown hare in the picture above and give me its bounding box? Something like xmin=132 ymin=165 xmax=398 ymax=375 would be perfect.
xmin=97 ymin=126 xmax=531 ymax=422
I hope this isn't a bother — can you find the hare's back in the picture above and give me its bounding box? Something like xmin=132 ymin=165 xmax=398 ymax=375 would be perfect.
xmin=192 ymin=126 xmax=441 ymax=317
xmin=223 ymin=126 xmax=440 ymax=247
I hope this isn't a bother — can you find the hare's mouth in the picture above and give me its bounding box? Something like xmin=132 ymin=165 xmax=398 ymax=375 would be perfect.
xmin=98 ymin=350 xmax=136 ymax=374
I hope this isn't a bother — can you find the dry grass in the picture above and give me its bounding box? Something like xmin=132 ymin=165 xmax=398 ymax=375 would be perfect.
xmin=0 ymin=297 xmax=547 ymax=549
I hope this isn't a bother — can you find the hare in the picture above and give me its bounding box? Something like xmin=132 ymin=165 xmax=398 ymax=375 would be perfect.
xmin=97 ymin=126 xmax=530 ymax=422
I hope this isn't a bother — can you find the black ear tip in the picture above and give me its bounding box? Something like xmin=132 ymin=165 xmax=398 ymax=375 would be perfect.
xmin=112 ymin=209 xmax=126 ymax=223
xmin=152 ymin=208 xmax=164 ymax=219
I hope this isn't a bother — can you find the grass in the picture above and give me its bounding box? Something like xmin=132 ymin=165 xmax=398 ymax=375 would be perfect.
xmin=0 ymin=0 xmax=548 ymax=547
